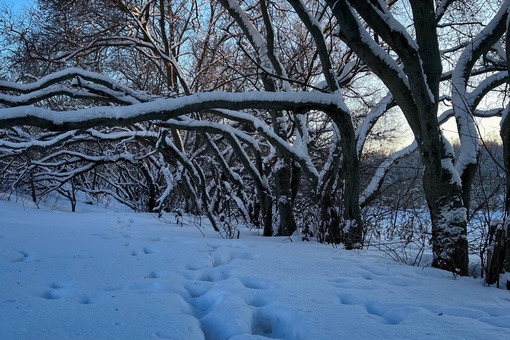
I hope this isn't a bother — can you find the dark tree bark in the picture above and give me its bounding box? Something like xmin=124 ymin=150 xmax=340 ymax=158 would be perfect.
xmin=326 ymin=0 xmax=469 ymax=274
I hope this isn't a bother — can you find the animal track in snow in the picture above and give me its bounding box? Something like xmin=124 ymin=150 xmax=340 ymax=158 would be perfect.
xmin=338 ymin=293 xmax=363 ymax=306
xmin=329 ymin=276 xmax=377 ymax=291
xmin=184 ymin=281 xmax=213 ymax=299
xmin=358 ymin=270 xmax=375 ymax=281
xmin=338 ymin=292 xmax=500 ymax=327
xmin=185 ymin=247 xmax=259 ymax=272
xmin=40 ymin=282 xmax=72 ymax=300
xmin=39 ymin=280 xmax=98 ymax=306
xmin=145 ymin=270 xmax=171 ymax=279
xmin=365 ymin=302 xmax=421 ymax=325
xmin=11 ymin=250 xmax=38 ymax=263
xmin=328 ymin=277 xmax=350 ymax=287
xmin=79 ymin=295 xmax=96 ymax=305
xmin=179 ymin=244 xmax=289 ymax=339
xmin=251 ymin=305 xmax=305 ymax=339
xmin=40 ymin=289 xmax=67 ymax=300
xmin=143 ymin=245 xmax=160 ymax=254
xmin=358 ymin=265 xmax=423 ymax=288
xmin=49 ymin=281 xmax=69 ymax=289
xmin=197 ymin=268 xmax=233 ymax=282
xmin=239 ymin=276 xmax=274 ymax=290
xmin=479 ymin=315 xmax=510 ymax=329
xmin=129 ymin=244 xmax=160 ymax=257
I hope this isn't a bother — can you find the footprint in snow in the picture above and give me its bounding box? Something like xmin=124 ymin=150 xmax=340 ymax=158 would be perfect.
xmin=184 ymin=281 xmax=213 ymax=299
xmin=11 ymin=250 xmax=38 ymax=263
xmin=338 ymin=293 xmax=364 ymax=306
xmin=186 ymin=248 xmax=259 ymax=271
xmin=252 ymin=305 xmax=308 ymax=339
xmin=379 ymin=305 xmax=423 ymax=325
xmin=479 ymin=315 xmax=510 ymax=329
xmin=79 ymin=295 xmax=97 ymax=305
xmin=129 ymin=245 xmax=160 ymax=256
xmin=358 ymin=270 xmax=375 ymax=281
xmin=365 ymin=301 xmax=422 ymax=325
xmin=185 ymin=252 xmax=230 ymax=271
xmin=40 ymin=289 xmax=67 ymax=300
xmin=40 ymin=281 xmax=78 ymax=301
xmin=197 ymin=268 xmax=233 ymax=282
xmin=239 ymin=276 xmax=275 ymax=290
xmin=328 ymin=277 xmax=350 ymax=287
xmin=145 ymin=270 xmax=171 ymax=279
xmin=143 ymin=245 xmax=160 ymax=254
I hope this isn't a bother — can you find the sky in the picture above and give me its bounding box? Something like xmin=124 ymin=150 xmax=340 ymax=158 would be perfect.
xmin=2 ymin=0 xmax=32 ymax=12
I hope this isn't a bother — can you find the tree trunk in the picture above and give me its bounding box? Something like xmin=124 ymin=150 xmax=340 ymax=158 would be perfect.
xmin=317 ymin=153 xmax=342 ymax=244
xmin=485 ymin=221 xmax=506 ymax=287
xmin=422 ymin=137 xmax=469 ymax=276
xmin=275 ymin=156 xmax=297 ymax=236
xmin=501 ymin=15 xmax=510 ymax=288
xmin=500 ymin=113 xmax=510 ymax=286
xmin=261 ymin=191 xmax=273 ymax=237
xmin=332 ymin=113 xmax=363 ymax=249
xmin=140 ymin=161 xmax=157 ymax=212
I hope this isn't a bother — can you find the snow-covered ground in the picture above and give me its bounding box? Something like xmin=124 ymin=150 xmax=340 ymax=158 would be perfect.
xmin=1 ymin=199 xmax=509 ymax=340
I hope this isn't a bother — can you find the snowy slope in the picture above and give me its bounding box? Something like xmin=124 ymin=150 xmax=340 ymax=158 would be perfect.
xmin=0 ymin=199 xmax=509 ymax=340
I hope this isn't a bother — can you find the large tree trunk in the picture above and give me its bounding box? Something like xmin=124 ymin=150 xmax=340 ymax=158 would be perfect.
xmin=500 ymin=14 xmax=510 ymax=288
xmin=275 ymin=152 xmax=297 ymax=237
xmin=422 ymin=136 xmax=469 ymax=275
xmin=333 ymin=114 xmax=363 ymax=249
xmin=500 ymin=113 xmax=510 ymax=285
xmin=325 ymin=0 xmax=469 ymax=273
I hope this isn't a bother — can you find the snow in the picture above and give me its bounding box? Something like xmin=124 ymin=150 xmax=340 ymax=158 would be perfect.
xmin=355 ymin=93 xmax=393 ymax=155
xmin=0 ymin=68 xmax=151 ymax=103
xmin=1 ymin=199 xmax=510 ymax=340
xmin=442 ymin=157 xmax=463 ymax=186
xmin=360 ymin=141 xmax=418 ymax=206
xmin=0 ymin=91 xmax=349 ymax=129
xmin=0 ymin=130 xmax=78 ymax=151
xmin=355 ymin=17 xmax=409 ymax=90
xmin=451 ymin=3 xmax=510 ymax=176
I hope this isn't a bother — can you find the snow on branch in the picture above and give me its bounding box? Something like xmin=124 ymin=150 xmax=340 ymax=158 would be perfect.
xmin=355 ymin=93 xmax=394 ymax=157
xmin=0 ymin=68 xmax=152 ymax=101
xmin=452 ymin=4 xmax=509 ymax=176
xmin=0 ymin=130 xmax=78 ymax=152
xmin=360 ymin=141 xmax=418 ymax=207
xmin=0 ymin=91 xmax=348 ymax=131
xmin=212 ymin=109 xmax=320 ymax=182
